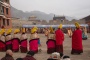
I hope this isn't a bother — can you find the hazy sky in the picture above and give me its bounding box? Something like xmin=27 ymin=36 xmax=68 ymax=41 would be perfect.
xmin=10 ymin=0 xmax=90 ymax=19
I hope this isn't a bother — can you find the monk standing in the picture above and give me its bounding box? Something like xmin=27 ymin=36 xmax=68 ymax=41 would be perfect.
xmin=71 ymin=22 xmax=83 ymax=54
xmin=67 ymin=27 xmax=72 ymax=38
xmin=55 ymin=24 xmax=64 ymax=54
xmin=82 ymin=26 xmax=88 ymax=40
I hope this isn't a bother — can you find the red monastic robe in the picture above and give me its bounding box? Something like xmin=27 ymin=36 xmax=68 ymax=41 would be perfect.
xmin=55 ymin=29 xmax=64 ymax=45
xmin=55 ymin=29 xmax=64 ymax=53
xmin=0 ymin=40 xmax=6 ymax=51
xmin=72 ymin=29 xmax=83 ymax=53
xmin=20 ymin=39 xmax=27 ymax=53
xmin=12 ymin=34 xmax=20 ymax=52
xmin=20 ymin=33 xmax=27 ymax=53
xmin=0 ymin=35 xmax=6 ymax=51
xmin=12 ymin=38 xmax=20 ymax=52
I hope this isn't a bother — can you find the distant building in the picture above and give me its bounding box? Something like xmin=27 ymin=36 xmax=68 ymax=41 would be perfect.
xmin=28 ymin=16 xmax=37 ymax=21
xmin=53 ymin=15 xmax=66 ymax=23
xmin=28 ymin=16 xmax=41 ymax=25
xmin=12 ymin=19 xmax=32 ymax=28
xmin=0 ymin=0 xmax=12 ymax=28
xmin=53 ymin=16 xmax=66 ymax=20
xmin=41 ymin=20 xmax=48 ymax=25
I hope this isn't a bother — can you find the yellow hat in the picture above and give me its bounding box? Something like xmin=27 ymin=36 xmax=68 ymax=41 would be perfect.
xmin=31 ymin=28 xmax=37 ymax=34
xmin=6 ymin=29 xmax=12 ymax=35
xmin=49 ymin=26 xmax=54 ymax=33
xmin=33 ymin=26 xmax=38 ymax=30
xmin=58 ymin=24 xmax=62 ymax=29
xmin=14 ymin=29 xmax=20 ymax=34
xmin=0 ymin=29 xmax=5 ymax=35
xmin=22 ymin=28 xmax=25 ymax=33
xmin=75 ymin=22 xmax=80 ymax=28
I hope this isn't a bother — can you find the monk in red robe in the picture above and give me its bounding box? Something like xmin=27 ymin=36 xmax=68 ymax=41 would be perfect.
xmin=6 ymin=29 xmax=12 ymax=50
xmin=55 ymin=24 xmax=64 ymax=54
xmin=20 ymin=28 xmax=27 ymax=53
xmin=29 ymin=27 xmax=39 ymax=53
xmin=1 ymin=49 xmax=14 ymax=60
xmin=0 ymin=29 xmax=6 ymax=51
xmin=23 ymin=51 xmax=36 ymax=60
xmin=45 ymin=27 xmax=56 ymax=54
xmin=12 ymin=29 xmax=20 ymax=52
xmin=71 ymin=22 xmax=83 ymax=54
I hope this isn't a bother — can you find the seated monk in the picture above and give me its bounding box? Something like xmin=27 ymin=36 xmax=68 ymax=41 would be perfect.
xmin=0 ymin=29 xmax=6 ymax=51
xmin=20 ymin=28 xmax=28 ymax=53
xmin=46 ymin=26 xmax=56 ymax=54
xmin=29 ymin=27 xmax=39 ymax=53
xmin=5 ymin=29 xmax=12 ymax=50
xmin=1 ymin=49 xmax=14 ymax=60
xmin=23 ymin=51 xmax=36 ymax=60
xmin=12 ymin=29 xmax=20 ymax=52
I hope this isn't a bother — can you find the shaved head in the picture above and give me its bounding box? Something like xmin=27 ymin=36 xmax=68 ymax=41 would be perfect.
xmin=6 ymin=50 xmax=13 ymax=56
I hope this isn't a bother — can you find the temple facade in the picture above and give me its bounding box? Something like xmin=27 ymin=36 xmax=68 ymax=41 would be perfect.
xmin=0 ymin=0 xmax=12 ymax=28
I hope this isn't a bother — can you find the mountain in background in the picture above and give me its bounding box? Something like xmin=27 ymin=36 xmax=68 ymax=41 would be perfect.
xmin=11 ymin=6 xmax=77 ymax=21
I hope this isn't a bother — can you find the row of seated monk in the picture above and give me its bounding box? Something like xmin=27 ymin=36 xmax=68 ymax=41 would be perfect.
xmin=0 ymin=50 xmax=70 ymax=60
xmin=0 ymin=38 xmax=39 ymax=53
xmin=0 ymin=38 xmax=57 ymax=54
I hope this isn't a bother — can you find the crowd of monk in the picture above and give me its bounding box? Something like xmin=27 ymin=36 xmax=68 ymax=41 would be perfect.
xmin=0 ymin=22 xmax=88 ymax=60
xmin=0 ymin=49 xmax=71 ymax=60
